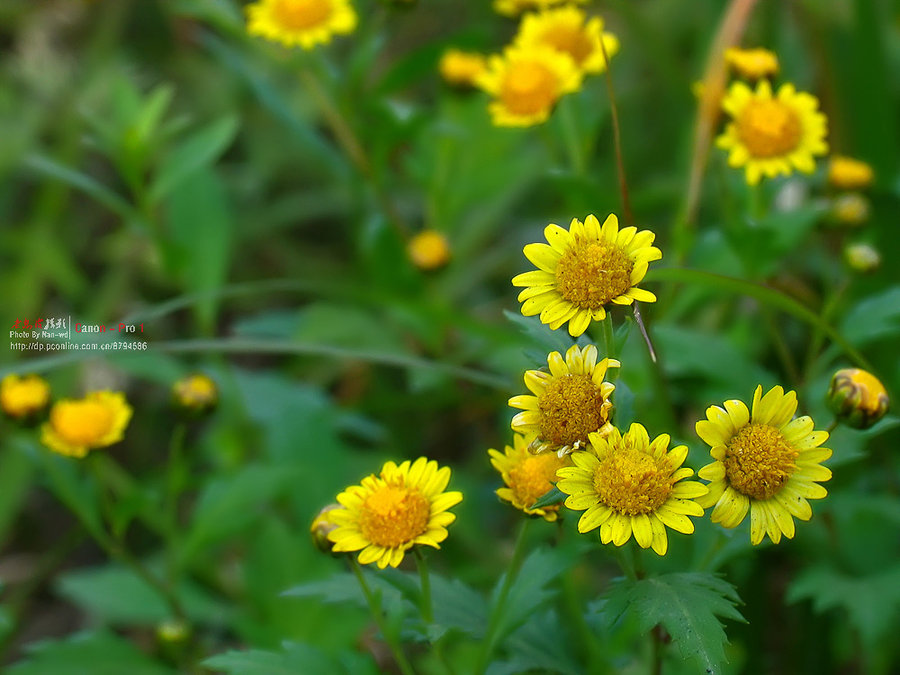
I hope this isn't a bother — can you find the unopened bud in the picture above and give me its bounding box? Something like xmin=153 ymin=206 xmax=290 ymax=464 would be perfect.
xmin=844 ymin=243 xmax=880 ymax=273
xmin=172 ymin=373 xmax=218 ymax=418
xmin=408 ymin=230 xmax=450 ymax=271
xmin=311 ymin=504 xmax=342 ymax=553
xmin=830 ymin=193 xmax=870 ymax=227
xmin=827 ymin=368 xmax=889 ymax=430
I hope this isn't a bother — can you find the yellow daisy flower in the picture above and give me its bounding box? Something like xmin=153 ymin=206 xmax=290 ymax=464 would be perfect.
xmin=512 ymin=214 xmax=661 ymax=337
xmin=41 ymin=391 xmax=133 ymax=458
xmin=514 ymin=6 xmax=620 ymax=74
xmin=695 ymin=385 xmax=832 ymax=545
xmin=439 ymin=49 xmax=486 ymax=88
xmin=494 ymin=0 xmax=587 ymax=18
xmin=724 ymin=47 xmax=779 ymax=80
xmin=476 ymin=45 xmax=583 ymax=127
xmin=509 ymin=344 xmax=620 ymax=456
xmin=327 ymin=458 xmax=463 ymax=569
xmin=1 ymin=374 xmax=51 ymax=419
xmin=716 ymin=80 xmax=828 ymax=185
xmin=827 ymin=156 xmax=874 ymax=191
xmin=556 ymin=423 xmax=708 ymax=555
xmin=245 ymin=0 xmax=357 ymax=50
xmin=488 ymin=433 xmax=572 ymax=521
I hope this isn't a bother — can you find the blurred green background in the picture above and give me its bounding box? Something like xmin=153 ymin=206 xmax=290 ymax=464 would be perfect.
xmin=1 ymin=0 xmax=899 ymax=672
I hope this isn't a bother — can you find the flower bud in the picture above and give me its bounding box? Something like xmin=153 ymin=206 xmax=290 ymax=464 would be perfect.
xmin=156 ymin=618 xmax=191 ymax=644
xmin=407 ymin=230 xmax=450 ymax=271
xmin=828 ymin=156 xmax=874 ymax=191
xmin=1 ymin=374 xmax=50 ymax=423
xmin=311 ymin=504 xmax=342 ymax=553
xmin=172 ymin=373 xmax=218 ymax=418
xmin=844 ymin=243 xmax=880 ymax=273
xmin=439 ymin=49 xmax=486 ymax=88
xmin=827 ymin=368 xmax=890 ymax=430
xmin=830 ymin=193 xmax=870 ymax=227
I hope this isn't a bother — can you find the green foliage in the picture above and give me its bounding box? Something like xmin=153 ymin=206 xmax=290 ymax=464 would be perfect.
xmin=203 ymin=642 xmax=378 ymax=675
xmin=600 ymin=572 xmax=746 ymax=674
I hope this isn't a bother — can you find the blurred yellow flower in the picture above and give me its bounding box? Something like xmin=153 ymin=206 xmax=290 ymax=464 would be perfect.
xmin=407 ymin=230 xmax=450 ymax=270
xmin=827 ymin=368 xmax=889 ymax=430
xmin=488 ymin=433 xmax=572 ymax=521
xmin=41 ymin=391 xmax=133 ymax=458
xmin=328 ymin=458 xmax=462 ymax=569
xmin=514 ymin=6 xmax=619 ymax=74
xmin=439 ymin=49 xmax=486 ymax=87
xmin=828 ymin=156 xmax=874 ymax=191
xmin=557 ymin=423 xmax=707 ymax=555
xmin=172 ymin=373 xmax=218 ymax=416
xmin=476 ymin=45 xmax=582 ymax=127
xmin=724 ymin=47 xmax=779 ymax=80
xmin=844 ymin=242 xmax=880 ymax=273
xmin=716 ymin=80 xmax=828 ymax=185
xmin=696 ymin=385 xmax=831 ymax=545
xmin=509 ymin=344 xmax=619 ymax=456
xmin=494 ymin=0 xmax=587 ymax=18
xmin=245 ymin=0 xmax=357 ymax=50
xmin=1 ymin=374 xmax=50 ymax=420
xmin=512 ymin=214 xmax=661 ymax=337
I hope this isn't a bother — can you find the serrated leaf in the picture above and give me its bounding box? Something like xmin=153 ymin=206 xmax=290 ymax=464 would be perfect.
xmin=503 ymin=310 xmax=574 ymax=355
xmin=488 ymin=609 xmax=583 ymax=675
xmin=601 ymin=572 xmax=745 ymax=675
xmin=787 ymin=564 xmax=900 ymax=649
xmin=428 ymin=572 xmax=488 ymax=640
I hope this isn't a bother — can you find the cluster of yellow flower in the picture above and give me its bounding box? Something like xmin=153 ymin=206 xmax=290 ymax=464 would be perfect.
xmin=1 ymin=373 xmax=218 ymax=458
xmin=440 ymin=5 xmax=619 ymax=127
xmin=717 ymin=47 xmax=828 ymax=185
xmin=825 ymin=155 xmax=879 ymax=271
xmin=492 ymin=213 xmax=836 ymax=551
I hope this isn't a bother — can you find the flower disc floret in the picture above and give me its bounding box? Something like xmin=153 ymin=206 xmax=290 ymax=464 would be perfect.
xmin=328 ymin=458 xmax=462 ymax=569
xmin=476 ymin=45 xmax=582 ymax=127
xmin=509 ymin=344 xmax=619 ymax=456
xmin=245 ymin=0 xmax=357 ymax=50
xmin=489 ymin=434 xmax=572 ymax=521
xmin=556 ymin=423 xmax=708 ymax=555
xmin=514 ymin=6 xmax=619 ymax=74
xmin=695 ymin=385 xmax=832 ymax=545
xmin=513 ymin=214 xmax=661 ymax=337
xmin=716 ymin=80 xmax=828 ymax=185
xmin=41 ymin=391 xmax=133 ymax=458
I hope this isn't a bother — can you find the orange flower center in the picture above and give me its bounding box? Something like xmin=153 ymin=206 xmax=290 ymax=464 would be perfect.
xmin=555 ymin=240 xmax=633 ymax=309
xmin=737 ymin=99 xmax=801 ymax=158
xmin=538 ymin=374 xmax=609 ymax=448
xmin=724 ymin=423 xmax=798 ymax=500
xmin=51 ymin=400 xmax=115 ymax=446
xmin=271 ymin=0 xmax=332 ymax=30
xmin=358 ymin=482 xmax=430 ymax=548
xmin=592 ymin=448 xmax=673 ymax=515
xmin=539 ymin=24 xmax=593 ymax=65
xmin=500 ymin=61 xmax=559 ymax=115
xmin=508 ymin=453 xmax=567 ymax=508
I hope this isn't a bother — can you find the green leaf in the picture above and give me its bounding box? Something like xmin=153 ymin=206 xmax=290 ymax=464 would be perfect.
xmin=8 ymin=630 xmax=173 ymax=675
xmin=428 ymin=573 xmax=488 ymax=640
xmin=0 ymin=441 xmax=35 ymax=542
xmin=149 ymin=115 xmax=238 ymax=203
xmin=490 ymin=548 xmax=569 ymax=647
xmin=839 ymin=286 xmax=900 ymax=347
xmin=787 ymin=564 xmax=900 ymax=650
xmin=164 ymin=168 xmax=234 ymax=333
xmin=56 ymin=563 xmax=229 ymax=626
xmin=203 ymin=642 xmax=378 ymax=675
xmin=531 ymin=485 xmax=565 ymax=510
xmin=601 ymin=572 xmax=745 ymax=675
xmin=182 ymin=464 xmax=299 ymax=561
xmin=488 ymin=610 xmax=583 ymax=675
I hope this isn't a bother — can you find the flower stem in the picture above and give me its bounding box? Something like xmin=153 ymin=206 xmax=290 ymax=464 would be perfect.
xmin=165 ymin=423 xmax=188 ymax=587
xmin=598 ymin=36 xmax=633 ymax=226
xmin=414 ymin=548 xmax=434 ymax=625
xmin=558 ymin=95 xmax=586 ymax=176
xmin=475 ymin=518 xmax=532 ymax=673
xmin=349 ymin=559 xmax=416 ymax=675
xmin=602 ymin=313 xmax=616 ymax=362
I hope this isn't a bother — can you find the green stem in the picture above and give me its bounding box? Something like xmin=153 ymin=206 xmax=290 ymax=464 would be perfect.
xmin=613 ymin=545 xmax=636 ymax=582
xmin=601 ymin=313 xmax=616 ymax=361
xmin=826 ymin=419 xmax=839 ymax=434
xmin=598 ymin=36 xmax=633 ymax=225
xmin=349 ymin=560 xmax=416 ymax=675
xmin=415 ymin=548 xmax=433 ymax=624
xmin=558 ymin=96 xmax=586 ymax=176
xmin=475 ymin=518 xmax=532 ymax=673
xmin=760 ymin=307 xmax=800 ymax=385
xmin=748 ymin=182 xmax=766 ymax=221
xmin=165 ymin=423 xmax=188 ymax=587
